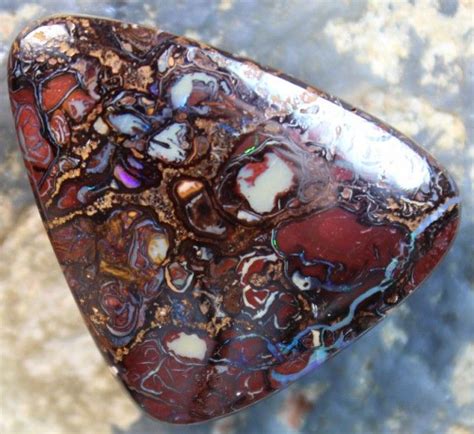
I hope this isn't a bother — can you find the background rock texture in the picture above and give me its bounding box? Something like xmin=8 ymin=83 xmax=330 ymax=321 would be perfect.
xmin=0 ymin=1 xmax=472 ymax=433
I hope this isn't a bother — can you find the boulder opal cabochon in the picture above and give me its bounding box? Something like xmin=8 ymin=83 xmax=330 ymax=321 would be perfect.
xmin=9 ymin=15 xmax=460 ymax=424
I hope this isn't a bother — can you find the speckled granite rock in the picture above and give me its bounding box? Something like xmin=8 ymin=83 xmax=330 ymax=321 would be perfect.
xmin=0 ymin=1 xmax=473 ymax=434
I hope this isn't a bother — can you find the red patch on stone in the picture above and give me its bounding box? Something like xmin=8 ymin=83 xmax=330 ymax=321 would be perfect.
xmin=42 ymin=73 xmax=77 ymax=111
xmin=62 ymin=88 xmax=96 ymax=121
xmin=411 ymin=217 xmax=459 ymax=287
xmin=276 ymin=207 xmax=406 ymax=286
xmin=56 ymin=183 xmax=81 ymax=209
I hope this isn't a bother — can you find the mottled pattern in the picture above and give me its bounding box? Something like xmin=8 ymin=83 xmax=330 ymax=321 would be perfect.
xmin=7 ymin=15 xmax=461 ymax=424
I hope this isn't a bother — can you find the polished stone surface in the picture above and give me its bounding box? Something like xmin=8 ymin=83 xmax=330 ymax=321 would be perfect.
xmin=0 ymin=1 xmax=472 ymax=433
xmin=8 ymin=13 xmax=460 ymax=424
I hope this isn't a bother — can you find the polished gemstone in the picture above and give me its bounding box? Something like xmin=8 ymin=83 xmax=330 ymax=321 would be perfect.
xmin=8 ymin=15 xmax=460 ymax=424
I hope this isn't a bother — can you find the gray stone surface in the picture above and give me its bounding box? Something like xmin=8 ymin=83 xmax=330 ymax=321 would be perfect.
xmin=0 ymin=1 xmax=472 ymax=433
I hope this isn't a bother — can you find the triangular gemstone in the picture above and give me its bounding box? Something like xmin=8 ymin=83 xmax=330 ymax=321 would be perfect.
xmin=8 ymin=15 xmax=460 ymax=424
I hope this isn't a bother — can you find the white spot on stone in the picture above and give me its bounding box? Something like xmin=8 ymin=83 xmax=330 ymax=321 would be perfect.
xmin=22 ymin=24 xmax=69 ymax=50
xmin=93 ymin=117 xmax=109 ymax=135
xmin=196 ymin=246 xmax=213 ymax=261
xmin=108 ymin=113 xmax=148 ymax=135
xmin=311 ymin=330 xmax=321 ymax=348
xmin=148 ymin=123 xmax=189 ymax=163
xmin=236 ymin=209 xmax=261 ymax=223
xmin=157 ymin=46 xmax=174 ymax=73
xmin=167 ymin=332 xmax=207 ymax=360
xmin=237 ymin=153 xmax=294 ymax=214
xmin=170 ymin=72 xmax=217 ymax=108
xmin=147 ymin=233 xmax=169 ymax=265
xmin=292 ymin=270 xmax=312 ymax=291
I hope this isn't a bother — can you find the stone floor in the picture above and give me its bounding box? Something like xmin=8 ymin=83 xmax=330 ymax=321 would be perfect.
xmin=0 ymin=1 xmax=473 ymax=433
